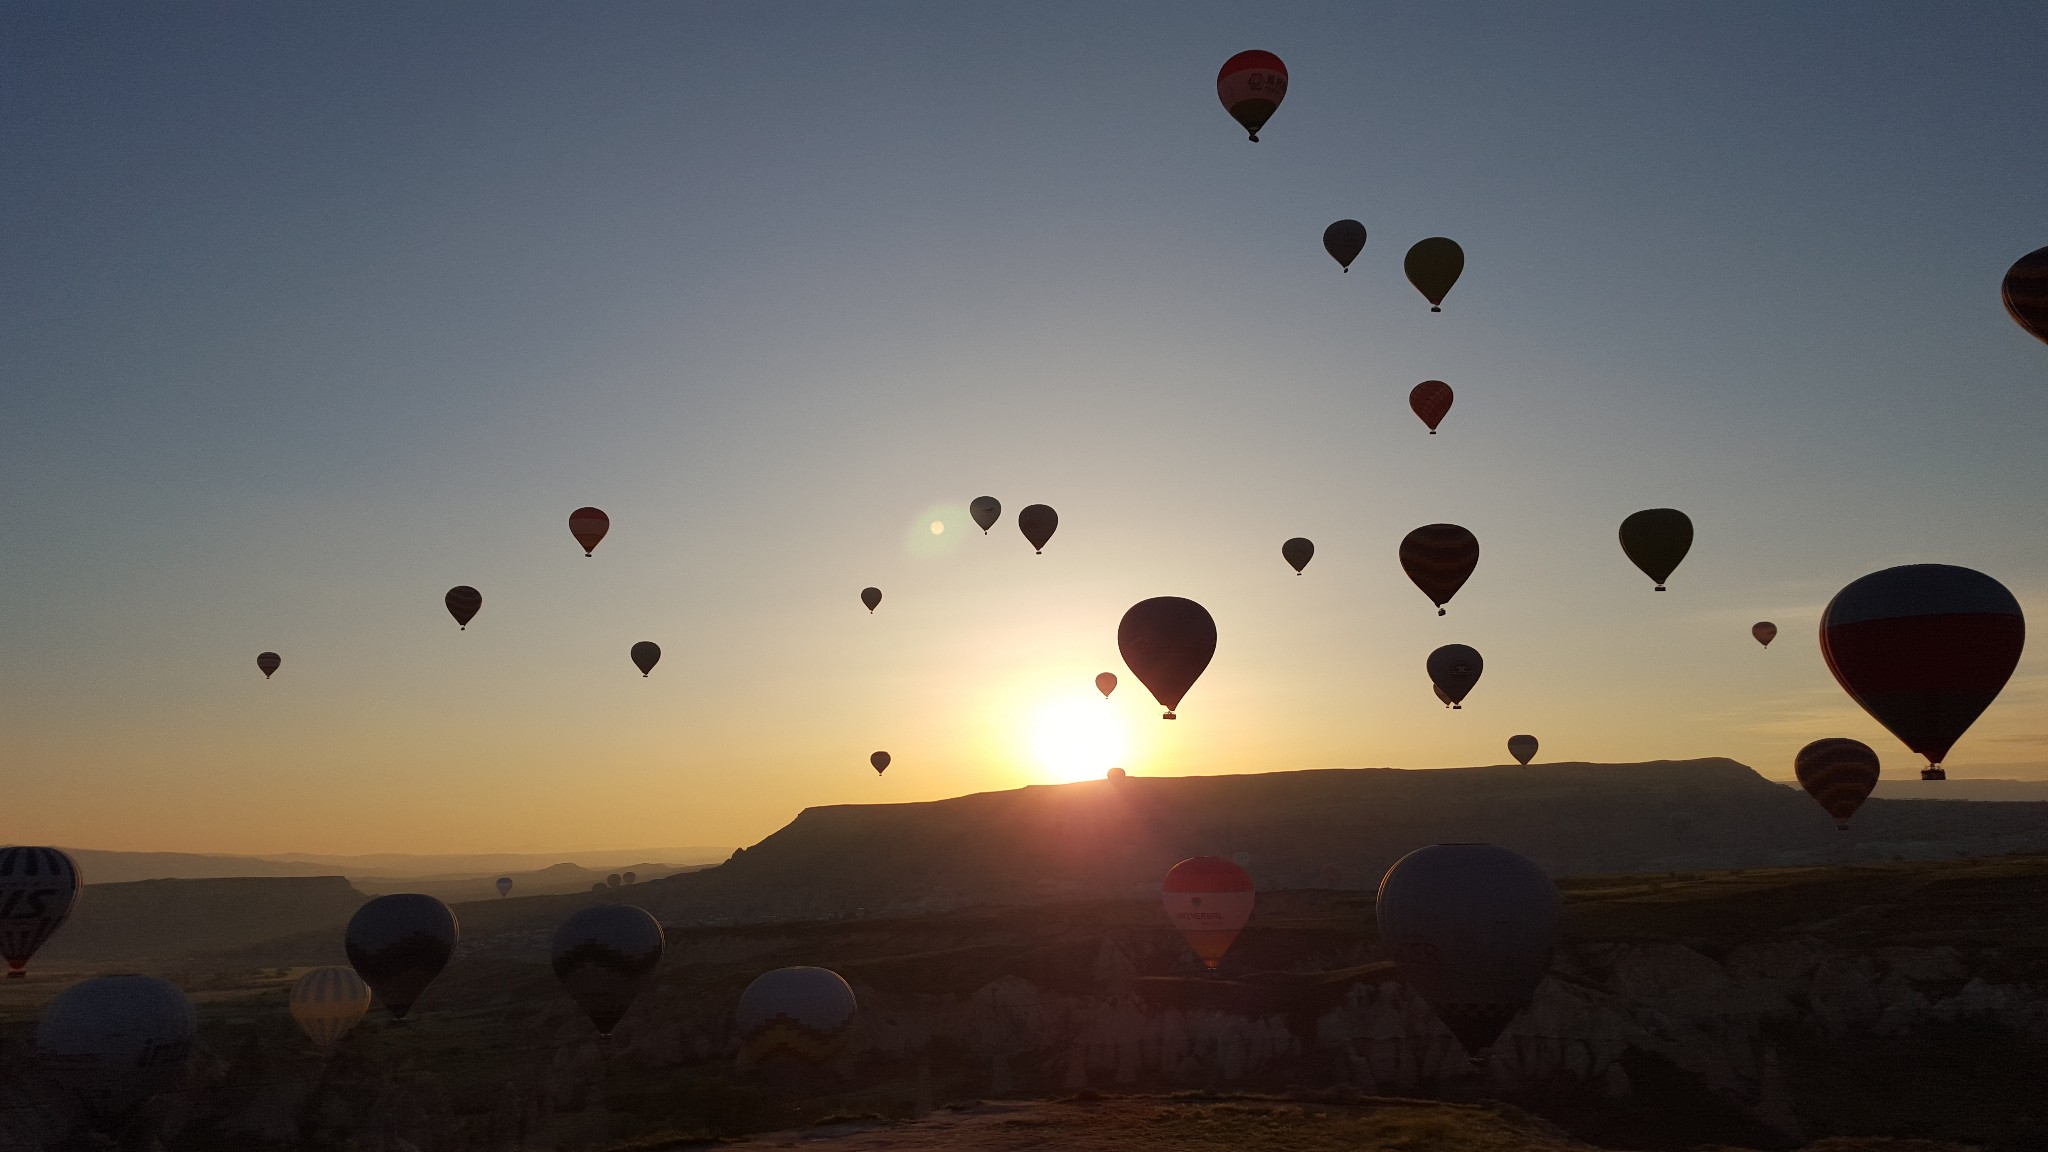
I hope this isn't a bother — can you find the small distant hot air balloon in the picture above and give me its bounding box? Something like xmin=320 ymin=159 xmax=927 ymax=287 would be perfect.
xmin=1794 ymin=738 xmax=1881 ymax=830
xmin=496 ymin=876 xmax=513 ymax=897
xmin=0 ymin=847 xmax=81 ymax=979
xmin=1508 ymin=734 xmax=1538 ymax=765
xmin=871 ymin=751 xmax=890 ymax=775
xmin=553 ymin=904 xmax=664 ymax=1038
xmin=1118 ymin=597 xmax=1217 ymax=720
xmin=1753 ymin=622 xmax=1777 ymax=648
xmin=257 ymin=651 xmax=281 ymax=678
xmin=1427 ymin=644 xmax=1483 ymax=709
xmin=1162 ymin=856 xmax=1255 ymax=970
xmin=970 ymin=496 xmax=1001 ymax=534
xmin=569 ymin=507 xmax=610 ymax=556
xmin=622 ymin=871 xmax=636 ymax=885
xmin=1820 ymin=564 xmax=2024 ymax=781
xmin=1400 ymin=524 xmax=1479 ymax=615
xmin=1216 ymin=50 xmax=1287 ymax=142
xmin=2002 ymin=246 xmax=2048 ymax=345
xmin=36 ymin=975 xmax=196 ymax=1129
xmin=345 ymin=894 xmax=458 ymax=1020
xmin=1281 ymin=537 xmax=1314 ymax=574
xmin=1107 ymin=766 xmax=1126 ymax=780
xmin=1409 ymin=380 xmax=1454 ymax=433
xmin=737 ymin=966 xmax=858 ymax=1067
xmin=630 ymin=641 xmax=661 ymax=677
xmin=290 ymin=967 xmax=371 ymax=1053
xmin=445 ymin=586 xmax=482 ymax=629
xmin=1018 ymin=504 xmax=1058 ymax=553
xmin=860 ymin=587 xmax=882 ymax=613
xmin=1404 ymin=238 xmax=1464 ymax=311
xmin=1619 ymin=509 xmax=1692 ymax=591
xmin=606 ymin=874 xmax=621 ymax=890
xmin=1095 ymin=672 xmax=1117 ymax=698
xmin=1323 ymin=220 xmax=1366 ymax=271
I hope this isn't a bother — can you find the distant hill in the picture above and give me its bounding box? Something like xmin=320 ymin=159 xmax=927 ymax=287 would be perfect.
xmin=36 ymin=876 xmax=368 ymax=965
xmin=59 ymin=847 xmax=730 ymax=884
xmin=354 ymin=860 xmax=705 ymax=902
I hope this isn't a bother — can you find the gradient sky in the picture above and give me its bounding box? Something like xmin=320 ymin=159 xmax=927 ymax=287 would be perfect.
xmin=5 ymin=3 xmax=2046 ymax=856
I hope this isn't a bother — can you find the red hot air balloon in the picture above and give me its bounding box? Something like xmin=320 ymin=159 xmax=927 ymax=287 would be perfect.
xmin=1820 ymin=564 xmax=2024 ymax=781
xmin=256 ymin=651 xmax=281 ymax=678
xmin=445 ymin=586 xmax=482 ymax=629
xmin=1118 ymin=597 xmax=1217 ymax=719
xmin=1 ymin=847 xmax=81 ymax=979
xmin=569 ymin=507 xmax=610 ymax=556
xmin=1095 ymin=672 xmax=1117 ymax=698
xmin=1400 ymin=524 xmax=1479 ymax=615
xmin=1409 ymin=381 xmax=1453 ymax=434
xmin=1794 ymin=738 xmax=1881 ymax=830
xmin=1216 ymin=51 xmax=1287 ymax=142
xmin=1753 ymin=622 xmax=1777 ymax=648
xmin=1162 ymin=856 xmax=1254 ymax=970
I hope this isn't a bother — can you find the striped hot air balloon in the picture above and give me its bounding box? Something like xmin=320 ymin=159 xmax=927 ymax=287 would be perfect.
xmin=737 ymin=966 xmax=857 ymax=1066
xmin=1216 ymin=51 xmax=1287 ymax=141
xmin=1400 ymin=524 xmax=1479 ymax=615
xmin=1409 ymin=380 xmax=1454 ymax=433
xmin=568 ymin=507 xmax=610 ymax=556
xmin=1793 ymin=738 xmax=1881 ymax=830
xmin=1161 ymin=856 xmax=1254 ymax=970
xmin=290 ymin=966 xmax=371 ymax=1051
xmin=0 ymin=847 xmax=81 ymax=979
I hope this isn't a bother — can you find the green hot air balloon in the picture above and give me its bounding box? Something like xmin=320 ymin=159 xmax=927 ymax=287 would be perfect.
xmin=1619 ymin=509 xmax=1693 ymax=591
xmin=1404 ymin=237 xmax=1465 ymax=311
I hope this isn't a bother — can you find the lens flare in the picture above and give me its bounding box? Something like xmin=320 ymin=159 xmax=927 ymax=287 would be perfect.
xmin=930 ymin=520 xmax=945 ymax=535
xmin=1031 ymin=695 xmax=1126 ymax=783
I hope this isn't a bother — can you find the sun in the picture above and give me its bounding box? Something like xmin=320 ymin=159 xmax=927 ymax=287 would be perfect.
xmin=1030 ymin=695 xmax=1126 ymax=783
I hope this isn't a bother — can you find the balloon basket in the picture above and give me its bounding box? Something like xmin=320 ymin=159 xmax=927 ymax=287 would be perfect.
xmin=1162 ymin=711 xmax=1176 ymax=720
xmin=1921 ymin=766 xmax=1946 ymax=781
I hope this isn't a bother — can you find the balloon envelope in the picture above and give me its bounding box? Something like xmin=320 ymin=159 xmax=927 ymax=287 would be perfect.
xmin=1618 ymin=509 xmax=1693 ymax=590
xmin=1794 ymin=738 xmax=1881 ymax=830
xmin=1404 ymin=237 xmax=1464 ymax=310
xmin=1753 ymin=622 xmax=1777 ymax=648
xmin=1409 ymin=380 xmax=1454 ymax=433
xmin=737 ymin=966 xmax=858 ymax=1065
xmin=569 ymin=507 xmax=610 ymax=555
xmin=445 ymin=585 xmax=482 ymax=629
xmin=1017 ymin=504 xmax=1058 ymax=553
xmin=496 ymin=876 xmax=513 ymax=897
xmin=1162 ymin=856 xmax=1254 ymax=970
xmin=871 ymin=751 xmax=890 ymax=774
xmin=0 ymin=846 xmax=81 ymax=978
xmin=1400 ymin=524 xmax=1479 ymax=614
xmin=1323 ymin=220 xmax=1366 ymax=270
xmin=290 ymin=966 xmax=370 ymax=1052
xmin=860 ymin=587 xmax=882 ymax=613
xmin=553 ymin=904 xmax=664 ymax=1037
xmin=2002 ymin=245 xmax=2048 ymax=344
xmin=630 ymin=641 xmax=661 ymax=676
xmin=36 ymin=975 xmax=196 ymax=1124
xmin=345 ymin=894 xmax=458 ymax=1020
xmin=1376 ymin=844 xmax=1558 ymax=1060
xmin=1281 ymin=537 xmax=1314 ymax=574
xmin=1426 ymin=644 xmax=1483 ymax=708
xmin=1216 ymin=50 xmax=1287 ymax=141
xmin=969 ymin=496 xmax=1001 ymax=533
xmin=1095 ymin=672 xmax=1117 ymax=698
xmin=257 ymin=651 xmax=281 ymax=678
xmin=1508 ymin=734 xmax=1538 ymax=765
xmin=1118 ymin=597 xmax=1217 ymax=719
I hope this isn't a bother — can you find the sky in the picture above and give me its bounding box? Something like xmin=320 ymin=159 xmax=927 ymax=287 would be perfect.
xmin=3 ymin=3 xmax=2046 ymax=856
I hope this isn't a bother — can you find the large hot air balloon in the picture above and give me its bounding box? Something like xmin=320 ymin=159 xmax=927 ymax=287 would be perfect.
xmin=1404 ymin=238 xmax=1464 ymax=311
xmin=1508 ymin=734 xmax=1538 ymax=765
xmin=1 ymin=847 xmax=80 ymax=979
xmin=1753 ymin=622 xmax=1777 ymax=648
xmin=345 ymin=894 xmax=458 ymax=1020
xmin=630 ymin=641 xmax=661 ymax=677
xmin=969 ymin=496 xmax=1001 ymax=534
xmin=1794 ymin=738 xmax=1880 ymax=830
xmin=737 ymin=966 xmax=858 ymax=1066
xmin=1400 ymin=524 xmax=1479 ymax=615
xmin=36 ymin=975 xmax=196 ymax=1127
xmin=290 ymin=966 xmax=371 ymax=1052
xmin=2002 ymin=245 xmax=2048 ymax=345
xmin=1618 ymin=509 xmax=1692 ymax=591
xmin=1377 ymin=844 xmax=1559 ymax=1063
xmin=1426 ymin=644 xmax=1483 ymax=709
xmin=1095 ymin=672 xmax=1117 ymax=698
xmin=1323 ymin=220 xmax=1366 ymax=271
xmin=1216 ymin=50 xmax=1287 ymax=142
xmin=553 ymin=904 xmax=664 ymax=1038
xmin=1820 ymin=564 xmax=2024 ymax=781
xmin=1409 ymin=380 xmax=1453 ymax=434
xmin=870 ymin=751 xmax=890 ymax=775
xmin=496 ymin=876 xmax=513 ymax=897
xmin=1018 ymin=504 xmax=1058 ymax=553
xmin=860 ymin=587 xmax=882 ymax=613
xmin=1282 ymin=537 xmax=1314 ymax=574
xmin=569 ymin=507 xmax=610 ymax=556
xmin=1162 ymin=856 xmax=1254 ymax=970
xmin=445 ymin=586 xmax=482 ymax=629
xmin=257 ymin=651 xmax=281 ymax=679
xmin=1118 ymin=597 xmax=1217 ymax=720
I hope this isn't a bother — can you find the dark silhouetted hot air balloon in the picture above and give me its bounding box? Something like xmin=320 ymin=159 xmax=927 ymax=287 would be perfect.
xmin=1753 ymin=622 xmax=1777 ymax=648
xmin=2002 ymin=245 xmax=2048 ymax=345
xmin=1323 ymin=220 xmax=1366 ymax=271
xmin=1794 ymin=738 xmax=1880 ymax=830
xmin=1619 ymin=509 xmax=1692 ymax=591
xmin=1018 ymin=504 xmax=1058 ymax=553
xmin=1820 ymin=564 xmax=2024 ymax=781
xmin=445 ymin=586 xmax=482 ymax=629
xmin=345 ymin=894 xmax=457 ymax=1020
xmin=496 ymin=876 xmax=513 ymax=897
xmin=970 ymin=496 xmax=1001 ymax=534
xmin=1096 ymin=672 xmax=1117 ymax=698
xmin=622 ymin=871 xmax=636 ymax=885
xmin=1282 ymin=537 xmax=1314 ymax=574
xmin=257 ymin=651 xmax=281 ymax=678
xmin=607 ymin=874 xmax=621 ymax=890
xmin=1409 ymin=380 xmax=1453 ymax=433
xmin=290 ymin=967 xmax=370 ymax=1052
xmin=569 ymin=507 xmax=610 ymax=556
xmin=553 ymin=904 xmax=664 ymax=1037
xmin=1216 ymin=51 xmax=1287 ymax=141
xmin=1400 ymin=524 xmax=1478 ymax=615
xmin=860 ymin=587 xmax=881 ymax=613
xmin=1404 ymin=237 xmax=1464 ymax=311
xmin=1377 ymin=843 xmax=1558 ymax=1063
xmin=630 ymin=641 xmax=661 ymax=677
xmin=1162 ymin=856 xmax=1254 ymax=970
xmin=36 ymin=975 xmax=196 ymax=1128
xmin=1118 ymin=597 xmax=1217 ymax=720
xmin=1 ymin=847 xmax=80 ymax=979
xmin=1508 ymin=734 xmax=1537 ymax=765
xmin=737 ymin=966 xmax=858 ymax=1066
xmin=870 ymin=751 xmax=890 ymax=775
xmin=1427 ymin=644 xmax=1483 ymax=709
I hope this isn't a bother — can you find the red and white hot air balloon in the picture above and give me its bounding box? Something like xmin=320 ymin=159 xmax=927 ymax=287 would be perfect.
xmin=1216 ymin=51 xmax=1287 ymax=142
xmin=1161 ymin=856 xmax=1254 ymax=970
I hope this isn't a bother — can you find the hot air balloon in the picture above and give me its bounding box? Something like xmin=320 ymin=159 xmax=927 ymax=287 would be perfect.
xmin=345 ymin=894 xmax=458 ymax=1020
xmin=629 ymin=641 xmax=661 ymax=677
xmin=1216 ymin=50 xmax=1287 ymax=142
xmin=1095 ymin=672 xmax=1117 ymax=698
xmin=257 ymin=651 xmax=281 ymax=678
xmin=569 ymin=507 xmax=610 ymax=556
xmin=1018 ymin=504 xmax=1058 ymax=553
xmin=1 ymin=846 xmax=81 ymax=979
xmin=1404 ymin=237 xmax=1464 ymax=311
xmin=1162 ymin=856 xmax=1254 ymax=970
xmin=552 ymin=904 xmax=664 ymax=1038
xmin=1400 ymin=524 xmax=1479 ymax=615
xmin=1427 ymin=644 xmax=1483 ymax=709
xmin=1794 ymin=738 xmax=1881 ymax=830
xmin=1377 ymin=843 xmax=1559 ymax=1063
xmin=1323 ymin=220 xmax=1366 ymax=271
xmin=622 ymin=871 xmax=636 ymax=885
xmin=1118 ymin=597 xmax=1217 ymax=720
xmin=871 ymin=751 xmax=890 ymax=775
xmin=1107 ymin=766 xmax=1126 ymax=780
xmin=737 ymin=966 xmax=858 ymax=1066
xmin=1409 ymin=380 xmax=1454 ymax=434
xmin=1508 ymin=734 xmax=1538 ymax=765
xmin=970 ymin=496 xmax=1001 ymax=534
xmin=496 ymin=876 xmax=513 ymax=897
xmin=2002 ymin=245 xmax=2048 ymax=345
xmin=445 ymin=585 xmax=482 ymax=629
xmin=290 ymin=966 xmax=371 ymax=1052
xmin=607 ymin=874 xmax=621 ymax=890
xmin=1753 ymin=622 xmax=1777 ymax=648
xmin=1282 ymin=537 xmax=1314 ymax=574
xmin=1618 ymin=509 xmax=1692 ymax=591
xmin=1820 ymin=564 xmax=2024 ymax=781
xmin=860 ymin=587 xmax=882 ymax=613
xmin=36 ymin=975 xmax=196 ymax=1128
